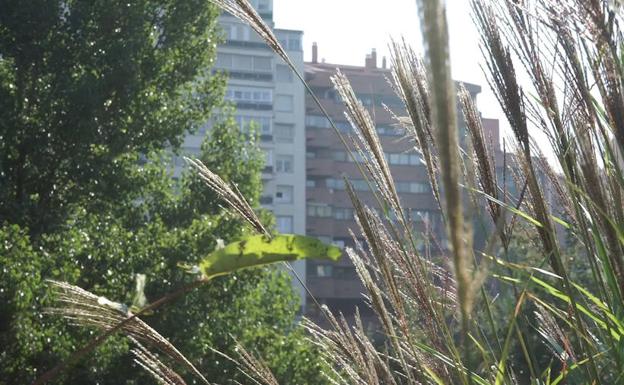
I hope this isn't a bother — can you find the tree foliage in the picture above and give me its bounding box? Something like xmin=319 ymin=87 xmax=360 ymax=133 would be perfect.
xmin=0 ymin=0 xmax=224 ymax=235
xmin=1 ymin=120 xmax=325 ymax=385
xmin=0 ymin=2 xmax=325 ymax=384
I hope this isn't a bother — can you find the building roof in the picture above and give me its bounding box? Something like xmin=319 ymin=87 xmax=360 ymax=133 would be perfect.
xmin=304 ymin=61 xmax=482 ymax=96
xmin=305 ymin=61 xmax=394 ymax=95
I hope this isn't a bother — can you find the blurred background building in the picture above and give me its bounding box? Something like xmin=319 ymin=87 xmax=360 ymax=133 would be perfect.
xmin=303 ymin=44 xmax=498 ymax=327
xmin=175 ymin=0 xmax=308 ymax=309
xmin=175 ymin=0 xmax=510 ymax=321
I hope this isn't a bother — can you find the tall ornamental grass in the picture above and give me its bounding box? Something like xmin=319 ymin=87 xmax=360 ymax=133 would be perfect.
xmin=37 ymin=0 xmax=624 ymax=384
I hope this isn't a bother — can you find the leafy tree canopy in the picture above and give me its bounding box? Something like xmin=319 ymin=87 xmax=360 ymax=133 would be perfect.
xmin=0 ymin=0 xmax=224 ymax=235
xmin=0 ymin=2 xmax=326 ymax=384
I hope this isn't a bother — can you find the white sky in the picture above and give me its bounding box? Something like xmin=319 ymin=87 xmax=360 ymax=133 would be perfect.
xmin=273 ymin=0 xmax=504 ymax=129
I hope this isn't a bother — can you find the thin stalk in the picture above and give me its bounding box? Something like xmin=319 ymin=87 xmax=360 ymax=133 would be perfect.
xmin=416 ymin=0 xmax=473 ymax=382
xmin=32 ymin=279 xmax=207 ymax=385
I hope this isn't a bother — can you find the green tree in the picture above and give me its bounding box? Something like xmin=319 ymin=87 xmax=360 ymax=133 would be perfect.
xmin=0 ymin=2 xmax=326 ymax=384
xmin=1 ymin=120 xmax=326 ymax=385
xmin=0 ymin=0 xmax=224 ymax=236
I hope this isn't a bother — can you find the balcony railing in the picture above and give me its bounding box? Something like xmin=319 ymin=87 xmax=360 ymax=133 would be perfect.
xmin=223 ymin=40 xmax=271 ymax=50
xmin=260 ymin=134 xmax=273 ymax=142
xmin=236 ymin=102 xmax=272 ymax=111
xmin=229 ymin=71 xmax=273 ymax=82
xmin=306 ymin=127 xmax=335 ymax=148
xmin=306 ymin=157 xmax=334 ymax=176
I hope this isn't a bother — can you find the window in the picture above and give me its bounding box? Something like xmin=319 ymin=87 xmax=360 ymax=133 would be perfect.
xmin=306 ymin=115 xmax=332 ymax=128
xmin=233 ymin=55 xmax=252 ymax=71
xmin=352 ymin=180 xmax=369 ymax=191
xmin=221 ymin=23 xmax=234 ymax=40
xmin=275 ymin=154 xmax=293 ymax=173
xmin=224 ymin=23 xmax=250 ymax=41
xmin=215 ymin=53 xmax=233 ymax=68
xmin=332 ymin=151 xmax=347 ymax=161
xmin=276 ymin=64 xmax=293 ymax=82
xmin=306 ymin=179 xmax=317 ymax=188
xmin=315 ymin=264 xmax=333 ymax=277
xmin=276 ymin=216 xmax=293 ymax=233
xmin=308 ymin=204 xmax=332 ymax=218
xmin=396 ymin=182 xmax=430 ymax=193
xmin=255 ymin=117 xmax=272 ymax=134
xmin=277 ymin=33 xmax=302 ymax=51
xmin=316 ymin=236 xmax=332 ymax=244
xmin=275 ymin=185 xmax=293 ymax=204
xmin=264 ymin=150 xmax=273 ymax=168
xmin=257 ymin=0 xmax=270 ymax=11
xmin=274 ymin=123 xmax=294 ymax=143
xmin=333 ymin=151 xmax=366 ymax=163
xmin=360 ymin=95 xmax=373 ymax=106
xmin=327 ymin=178 xmax=368 ymax=191
xmin=325 ymin=89 xmax=337 ymax=100
xmin=236 ymin=24 xmax=249 ymax=41
xmin=332 ymin=239 xmax=346 ymax=248
xmin=333 ymin=207 xmax=354 ymax=220
xmin=326 ymin=178 xmax=339 ymax=189
xmin=326 ymin=178 xmax=345 ymax=190
xmin=225 ymin=86 xmax=272 ymax=104
xmin=253 ymin=56 xmax=271 ymax=71
xmin=288 ymin=37 xmax=301 ymax=50
xmin=410 ymin=183 xmax=429 ymax=193
xmin=335 ymin=121 xmax=351 ymax=132
xmin=236 ymin=115 xmax=272 ymax=135
xmin=248 ymin=29 xmax=265 ymax=43
xmin=333 ymin=266 xmax=356 ymax=279
xmin=411 ymin=210 xmax=430 ymax=222
xmin=275 ymin=94 xmax=294 ymax=112
xmin=378 ymin=125 xmax=402 ymax=136
xmin=396 ymin=182 xmax=410 ymax=193
xmin=219 ymin=54 xmax=272 ymax=72
xmin=384 ymin=152 xmax=422 ymax=165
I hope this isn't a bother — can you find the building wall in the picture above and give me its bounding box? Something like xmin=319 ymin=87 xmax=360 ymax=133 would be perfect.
xmin=175 ymin=1 xmax=308 ymax=310
xmin=303 ymin=51 xmax=483 ymax=327
xmin=274 ymin=28 xmax=306 ymax=307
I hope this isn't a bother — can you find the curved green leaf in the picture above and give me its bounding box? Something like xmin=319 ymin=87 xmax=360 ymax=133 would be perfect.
xmin=200 ymin=234 xmax=342 ymax=279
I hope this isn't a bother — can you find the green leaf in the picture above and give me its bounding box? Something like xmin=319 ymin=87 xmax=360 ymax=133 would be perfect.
xmin=200 ymin=234 xmax=342 ymax=278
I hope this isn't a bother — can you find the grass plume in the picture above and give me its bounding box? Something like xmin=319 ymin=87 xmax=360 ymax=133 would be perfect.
xmin=417 ymin=0 xmax=474 ymax=330
xmin=38 ymin=0 xmax=624 ymax=383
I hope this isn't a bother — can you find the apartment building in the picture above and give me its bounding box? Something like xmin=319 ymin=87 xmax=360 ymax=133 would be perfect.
xmin=303 ymin=46 xmax=488 ymax=327
xmin=176 ymin=0 xmax=308 ymax=308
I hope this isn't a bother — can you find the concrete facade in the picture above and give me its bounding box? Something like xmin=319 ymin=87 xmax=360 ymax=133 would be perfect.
xmin=175 ymin=0 xmax=308 ymax=309
xmin=303 ymin=47 xmax=488 ymax=327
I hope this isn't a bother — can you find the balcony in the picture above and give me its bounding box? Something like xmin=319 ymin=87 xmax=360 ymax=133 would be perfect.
xmin=236 ymin=102 xmax=272 ymax=111
xmin=306 ymin=187 xmax=335 ymax=204
xmin=261 ymin=166 xmax=274 ymax=180
xmin=229 ymin=71 xmax=273 ymax=82
xmin=306 ymin=157 xmax=334 ymax=176
xmin=306 ymin=127 xmax=335 ymax=148
xmin=224 ymin=40 xmax=271 ymax=50
xmin=307 ymin=216 xmax=354 ymax=239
